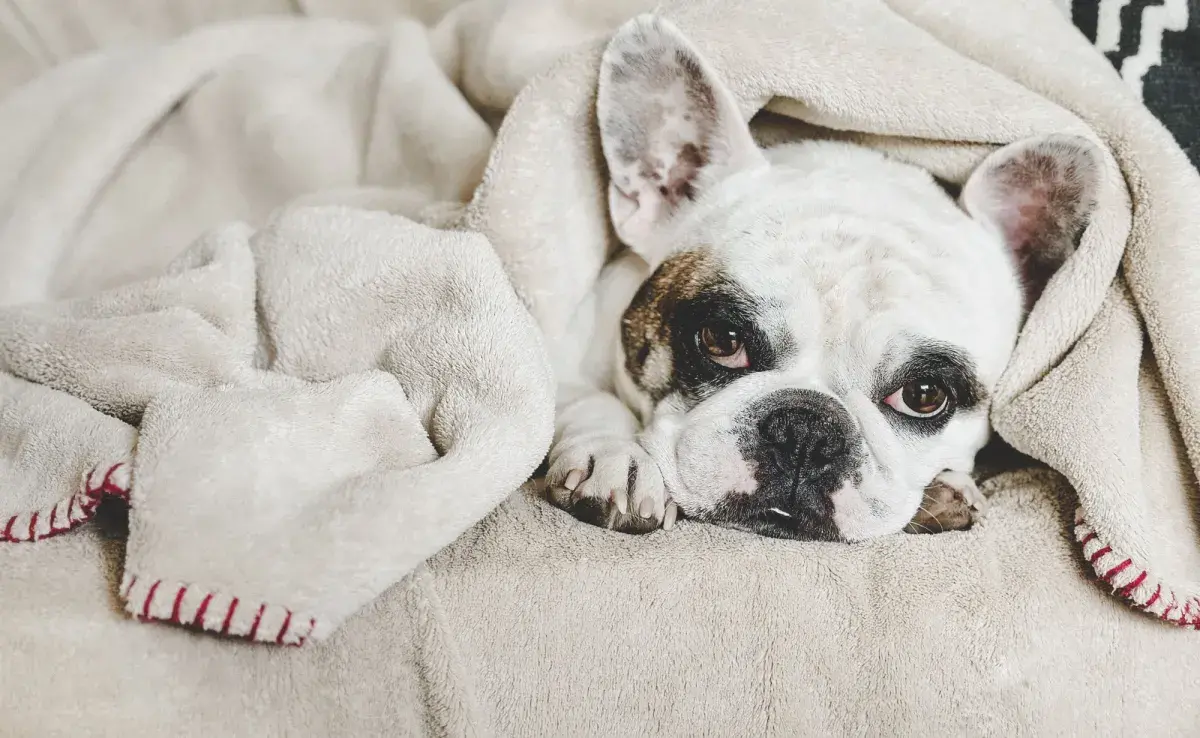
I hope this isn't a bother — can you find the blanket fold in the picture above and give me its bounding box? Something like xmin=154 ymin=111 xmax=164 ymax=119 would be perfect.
xmin=1 ymin=204 xmax=554 ymax=641
xmin=3 ymin=0 xmax=1200 ymax=733
xmin=466 ymin=0 xmax=1200 ymax=627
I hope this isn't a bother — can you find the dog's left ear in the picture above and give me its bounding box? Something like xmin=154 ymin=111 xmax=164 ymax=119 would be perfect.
xmin=961 ymin=134 xmax=1103 ymax=309
xmin=597 ymin=15 xmax=767 ymax=264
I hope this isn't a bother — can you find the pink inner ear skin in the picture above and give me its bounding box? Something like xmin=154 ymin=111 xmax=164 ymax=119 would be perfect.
xmin=1010 ymin=195 xmax=1047 ymax=251
xmin=961 ymin=134 xmax=1102 ymax=311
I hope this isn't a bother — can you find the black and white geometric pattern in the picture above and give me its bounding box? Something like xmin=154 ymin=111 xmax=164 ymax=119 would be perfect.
xmin=1071 ymin=0 xmax=1199 ymax=168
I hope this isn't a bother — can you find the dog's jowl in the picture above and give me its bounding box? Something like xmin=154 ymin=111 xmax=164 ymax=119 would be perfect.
xmin=546 ymin=14 xmax=1100 ymax=541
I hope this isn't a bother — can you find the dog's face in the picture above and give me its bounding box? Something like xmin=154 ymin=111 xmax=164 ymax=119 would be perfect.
xmin=596 ymin=16 xmax=1101 ymax=541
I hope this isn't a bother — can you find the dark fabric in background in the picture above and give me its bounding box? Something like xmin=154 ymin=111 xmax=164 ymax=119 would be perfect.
xmin=1071 ymin=0 xmax=1200 ymax=168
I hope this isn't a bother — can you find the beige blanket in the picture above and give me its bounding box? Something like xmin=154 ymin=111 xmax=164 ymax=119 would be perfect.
xmin=2 ymin=0 xmax=1200 ymax=734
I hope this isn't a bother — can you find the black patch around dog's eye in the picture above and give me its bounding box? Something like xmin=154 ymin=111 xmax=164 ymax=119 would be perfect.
xmin=877 ymin=340 xmax=986 ymax=436
xmin=668 ymin=284 xmax=780 ymax=407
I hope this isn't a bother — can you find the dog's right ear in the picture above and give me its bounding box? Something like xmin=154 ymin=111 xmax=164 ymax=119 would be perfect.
xmin=597 ymin=15 xmax=766 ymax=264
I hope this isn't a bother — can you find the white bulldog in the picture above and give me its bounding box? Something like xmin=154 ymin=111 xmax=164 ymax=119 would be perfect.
xmin=546 ymin=15 xmax=1100 ymax=541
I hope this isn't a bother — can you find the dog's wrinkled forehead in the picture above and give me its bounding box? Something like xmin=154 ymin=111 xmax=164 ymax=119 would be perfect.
xmin=597 ymin=16 xmax=1103 ymax=351
xmin=618 ymin=157 xmax=1019 ymax=402
xmin=751 ymin=181 xmax=1008 ymax=340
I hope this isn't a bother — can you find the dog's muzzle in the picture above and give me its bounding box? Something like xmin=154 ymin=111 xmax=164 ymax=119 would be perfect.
xmin=715 ymin=389 xmax=863 ymax=540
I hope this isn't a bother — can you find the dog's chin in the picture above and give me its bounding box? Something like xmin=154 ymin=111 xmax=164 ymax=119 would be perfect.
xmin=828 ymin=480 xmax=923 ymax=542
xmin=676 ymin=483 xmax=919 ymax=543
xmin=699 ymin=505 xmax=843 ymax=542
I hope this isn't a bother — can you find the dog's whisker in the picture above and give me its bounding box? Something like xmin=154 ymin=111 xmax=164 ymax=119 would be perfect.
xmin=908 ymin=518 xmax=934 ymax=535
xmin=908 ymin=504 xmax=943 ymax=534
xmin=917 ymin=503 xmax=941 ymax=525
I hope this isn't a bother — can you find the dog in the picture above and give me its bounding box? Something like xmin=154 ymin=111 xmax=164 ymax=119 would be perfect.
xmin=545 ymin=14 xmax=1100 ymax=541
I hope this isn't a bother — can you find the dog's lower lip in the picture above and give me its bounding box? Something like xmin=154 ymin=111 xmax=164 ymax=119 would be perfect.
xmin=768 ymin=507 xmax=792 ymax=518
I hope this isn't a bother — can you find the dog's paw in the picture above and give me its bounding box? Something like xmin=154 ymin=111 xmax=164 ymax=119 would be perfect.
xmin=546 ymin=437 xmax=677 ymax=534
xmin=905 ymin=470 xmax=986 ymax=534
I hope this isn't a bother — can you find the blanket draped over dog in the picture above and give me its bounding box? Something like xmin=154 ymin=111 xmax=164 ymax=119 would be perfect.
xmin=2 ymin=0 xmax=1199 ymax=734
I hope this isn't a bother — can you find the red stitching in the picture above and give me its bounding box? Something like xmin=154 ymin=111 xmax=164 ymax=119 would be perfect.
xmin=1118 ymin=571 xmax=1147 ymax=598
xmin=131 ymin=584 xmax=314 ymax=647
xmin=83 ymin=463 xmax=128 ymax=504
xmin=192 ymin=593 xmax=214 ymax=628
xmin=1075 ymin=512 xmax=1200 ymax=630
xmin=83 ymin=473 xmax=101 ymax=507
xmin=1144 ymin=584 xmax=1163 ymax=610
xmin=170 ymin=586 xmax=187 ymax=623
xmin=221 ymin=598 xmax=239 ymax=635
xmin=275 ymin=610 xmax=293 ymax=645
xmin=248 ymin=604 xmax=266 ymax=640
xmin=1102 ymin=559 xmax=1133 ymax=581
xmin=100 ymin=463 xmax=127 ymax=497
xmin=297 ymin=617 xmax=317 ymax=647
xmin=3 ymin=463 xmax=131 ymax=546
xmin=142 ymin=580 xmax=161 ymax=619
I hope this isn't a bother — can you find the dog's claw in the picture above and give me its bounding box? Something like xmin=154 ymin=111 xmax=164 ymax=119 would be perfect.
xmin=546 ymin=437 xmax=667 ymax=534
xmin=664 ymin=501 xmax=678 ymax=530
xmin=614 ymin=489 xmax=629 ymax=515
xmin=637 ymin=497 xmax=653 ymax=519
xmin=564 ymin=469 xmax=584 ymax=491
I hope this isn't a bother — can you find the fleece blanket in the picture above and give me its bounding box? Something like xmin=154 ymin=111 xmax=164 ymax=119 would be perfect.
xmin=2 ymin=0 xmax=1200 ymax=735
xmin=0 ymin=14 xmax=555 ymax=643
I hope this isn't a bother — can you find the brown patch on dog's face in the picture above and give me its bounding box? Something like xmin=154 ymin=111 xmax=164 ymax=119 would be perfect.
xmin=621 ymin=249 xmax=720 ymax=400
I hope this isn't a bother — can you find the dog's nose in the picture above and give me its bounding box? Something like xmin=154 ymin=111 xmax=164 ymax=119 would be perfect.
xmin=759 ymin=392 xmax=853 ymax=475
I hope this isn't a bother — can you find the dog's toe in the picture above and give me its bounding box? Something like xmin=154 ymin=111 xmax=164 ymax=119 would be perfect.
xmin=546 ymin=438 xmax=671 ymax=534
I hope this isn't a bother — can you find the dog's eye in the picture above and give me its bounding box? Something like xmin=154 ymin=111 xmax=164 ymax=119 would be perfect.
xmin=698 ymin=323 xmax=749 ymax=369
xmin=884 ymin=379 xmax=949 ymax=418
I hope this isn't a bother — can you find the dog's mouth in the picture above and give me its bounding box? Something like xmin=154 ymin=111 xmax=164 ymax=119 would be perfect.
xmin=695 ymin=498 xmax=842 ymax=542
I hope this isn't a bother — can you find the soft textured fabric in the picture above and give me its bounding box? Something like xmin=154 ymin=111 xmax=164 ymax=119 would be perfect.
xmin=0 ymin=12 xmax=555 ymax=643
xmin=0 ymin=205 xmax=554 ymax=642
xmin=2 ymin=0 xmax=1199 ymax=735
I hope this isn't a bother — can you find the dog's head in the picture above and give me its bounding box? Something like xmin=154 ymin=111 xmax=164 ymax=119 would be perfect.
xmin=597 ymin=16 xmax=1102 ymax=540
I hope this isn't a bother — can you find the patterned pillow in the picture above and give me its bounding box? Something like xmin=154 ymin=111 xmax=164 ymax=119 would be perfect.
xmin=1070 ymin=0 xmax=1199 ymax=168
